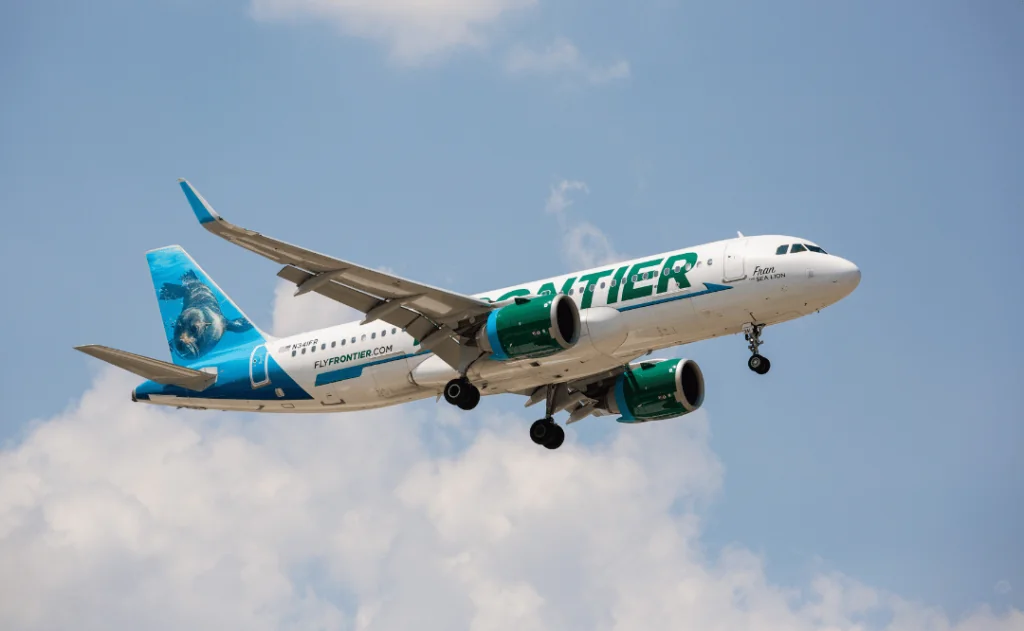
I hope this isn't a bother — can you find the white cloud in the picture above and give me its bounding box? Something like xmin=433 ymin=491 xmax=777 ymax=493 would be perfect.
xmin=250 ymin=0 xmax=536 ymax=64
xmin=4 ymin=366 xmax=1021 ymax=631
xmin=506 ymin=38 xmax=630 ymax=85
xmin=544 ymin=179 xmax=589 ymax=215
xmin=561 ymin=221 xmax=621 ymax=270
xmin=545 ymin=179 xmax=624 ymax=269
xmin=5 ymin=291 xmax=1022 ymax=630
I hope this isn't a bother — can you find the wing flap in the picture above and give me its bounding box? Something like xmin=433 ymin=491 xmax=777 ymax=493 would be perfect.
xmin=75 ymin=345 xmax=217 ymax=391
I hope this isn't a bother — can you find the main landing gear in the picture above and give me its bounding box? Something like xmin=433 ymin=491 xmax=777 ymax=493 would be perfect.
xmin=529 ymin=385 xmax=565 ymax=450
xmin=443 ymin=377 xmax=480 ymax=410
xmin=446 ymin=378 xmax=565 ymax=449
xmin=743 ymin=322 xmax=771 ymax=375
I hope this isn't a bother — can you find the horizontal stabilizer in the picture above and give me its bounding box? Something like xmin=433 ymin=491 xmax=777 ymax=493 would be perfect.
xmin=75 ymin=345 xmax=217 ymax=391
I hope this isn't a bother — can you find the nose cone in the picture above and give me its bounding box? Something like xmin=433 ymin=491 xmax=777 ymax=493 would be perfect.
xmin=832 ymin=257 xmax=861 ymax=297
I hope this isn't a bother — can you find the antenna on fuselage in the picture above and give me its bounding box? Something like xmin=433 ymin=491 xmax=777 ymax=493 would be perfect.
xmin=737 ymin=231 xmax=744 ymax=238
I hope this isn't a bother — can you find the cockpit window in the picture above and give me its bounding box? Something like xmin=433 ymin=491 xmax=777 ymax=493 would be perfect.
xmin=790 ymin=243 xmax=807 ymax=253
xmin=776 ymin=245 xmax=788 ymax=255
xmin=805 ymin=244 xmax=827 ymax=254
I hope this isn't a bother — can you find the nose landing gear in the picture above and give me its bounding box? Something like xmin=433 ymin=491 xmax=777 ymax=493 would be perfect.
xmin=743 ymin=322 xmax=771 ymax=375
xmin=443 ymin=377 xmax=481 ymax=410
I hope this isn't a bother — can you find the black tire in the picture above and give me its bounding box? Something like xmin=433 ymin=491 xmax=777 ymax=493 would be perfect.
xmin=543 ymin=424 xmax=565 ymax=450
xmin=443 ymin=379 xmax=464 ymax=405
xmin=757 ymin=357 xmax=771 ymax=374
xmin=457 ymin=385 xmax=481 ymax=410
xmin=530 ymin=419 xmax=552 ymax=444
xmin=747 ymin=354 xmax=765 ymax=373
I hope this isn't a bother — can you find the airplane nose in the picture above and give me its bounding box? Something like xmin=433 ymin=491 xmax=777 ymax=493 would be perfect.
xmin=833 ymin=257 xmax=861 ymax=295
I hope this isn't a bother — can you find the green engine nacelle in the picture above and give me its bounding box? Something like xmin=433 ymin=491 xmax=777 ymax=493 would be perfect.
xmin=606 ymin=358 xmax=705 ymax=423
xmin=476 ymin=295 xmax=580 ymax=360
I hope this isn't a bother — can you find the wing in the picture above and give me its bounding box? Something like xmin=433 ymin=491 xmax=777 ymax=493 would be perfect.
xmin=178 ymin=179 xmax=494 ymax=369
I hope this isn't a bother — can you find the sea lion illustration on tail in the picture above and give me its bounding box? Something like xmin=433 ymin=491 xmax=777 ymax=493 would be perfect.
xmin=159 ymin=270 xmax=254 ymax=360
xmin=147 ymin=245 xmax=266 ymax=366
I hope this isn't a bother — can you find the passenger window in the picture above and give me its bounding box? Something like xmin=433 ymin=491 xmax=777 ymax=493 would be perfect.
xmin=610 ymin=279 xmax=617 ymax=287
xmin=291 ymin=350 xmax=296 ymax=357
xmin=392 ymin=328 xmax=397 ymax=334
xmin=321 ymin=344 xmax=326 ymax=350
xmin=381 ymin=329 xmax=386 ymax=337
xmin=588 ymin=285 xmax=594 ymax=292
xmin=600 ymin=282 xmax=606 ymax=289
xmin=631 ymin=275 xmax=638 ymax=282
xmin=776 ymin=245 xmax=788 ymax=255
xmin=302 ymin=348 xmax=306 ymax=354
xmin=569 ymin=288 xmax=574 ymax=295
xmin=311 ymin=346 xmax=316 ymax=353
xmin=351 ymin=337 xmax=356 ymax=344
xmin=791 ymin=244 xmax=807 ymax=253
xmin=361 ymin=334 xmax=366 ymax=341
xmin=341 ymin=339 xmax=346 ymax=346
xmin=372 ymin=332 xmax=377 ymax=339
xmin=331 ymin=341 xmax=336 ymax=348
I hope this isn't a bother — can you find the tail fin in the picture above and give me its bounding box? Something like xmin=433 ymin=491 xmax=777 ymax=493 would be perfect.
xmin=146 ymin=245 xmax=268 ymax=367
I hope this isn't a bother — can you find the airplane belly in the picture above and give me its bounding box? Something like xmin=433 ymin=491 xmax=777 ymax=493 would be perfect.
xmin=367 ymin=357 xmax=420 ymax=399
xmin=323 ymin=371 xmax=380 ymax=404
xmin=472 ymin=353 xmax=628 ymax=395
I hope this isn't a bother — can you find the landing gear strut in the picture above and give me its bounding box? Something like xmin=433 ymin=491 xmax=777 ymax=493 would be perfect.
xmin=743 ymin=322 xmax=771 ymax=375
xmin=444 ymin=377 xmax=480 ymax=410
xmin=529 ymin=385 xmax=565 ymax=450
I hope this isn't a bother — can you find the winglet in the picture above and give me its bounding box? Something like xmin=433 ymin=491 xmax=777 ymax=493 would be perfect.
xmin=178 ymin=179 xmax=221 ymax=225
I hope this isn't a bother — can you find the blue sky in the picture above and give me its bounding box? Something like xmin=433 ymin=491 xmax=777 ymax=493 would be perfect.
xmin=2 ymin=1 xmax=1022 ymax=628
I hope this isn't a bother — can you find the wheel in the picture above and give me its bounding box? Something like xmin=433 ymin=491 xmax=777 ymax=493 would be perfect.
xmin=543 ymin=424 xmax=565 ymax=450
xmin=457 ymin=385 xmax=481 ymax=410
xmin=530 ymin=418 xmax=553 ymax=444
xmin=748 ymin=354 xmax=771 ymax=375
xmin=443 ymin=378 xmax=465 ymax=405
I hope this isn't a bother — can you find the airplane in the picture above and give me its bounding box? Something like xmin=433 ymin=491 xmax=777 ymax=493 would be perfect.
xmin=76 ymin=180 xmax=861 ymax=450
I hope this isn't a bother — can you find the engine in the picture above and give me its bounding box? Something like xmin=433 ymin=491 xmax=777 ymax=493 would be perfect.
xmin=476 ymin=295 xmax=580 ymax=361
xmin=604 ymin=358 xmax=705 ymax=423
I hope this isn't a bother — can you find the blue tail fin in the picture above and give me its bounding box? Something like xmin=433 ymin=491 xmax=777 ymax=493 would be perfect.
xmin=146 ymin=246 xmax=267 ymax=367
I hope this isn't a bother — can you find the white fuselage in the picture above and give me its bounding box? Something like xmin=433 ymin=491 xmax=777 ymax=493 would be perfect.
xmin=141 ymin=235 xmax=859 ymax=413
